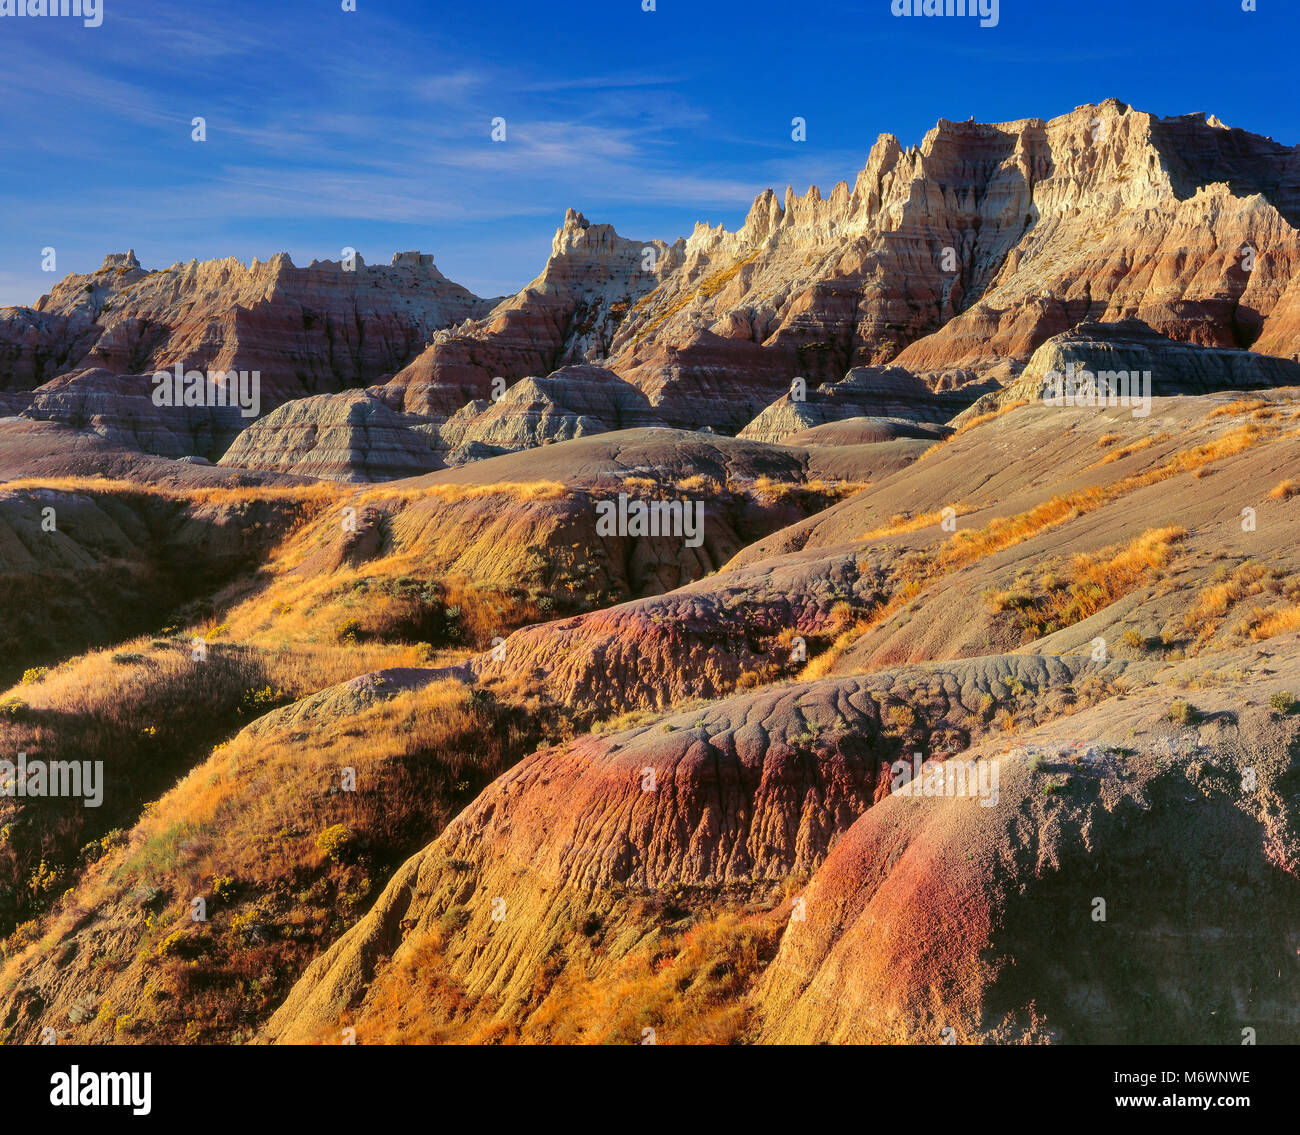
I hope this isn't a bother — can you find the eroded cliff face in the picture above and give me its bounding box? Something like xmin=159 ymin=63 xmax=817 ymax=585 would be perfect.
xmin=376 ymin=211 xmax=679 ymax=417
xmin=0 ymin=249 xmax=493 ymax=402
xmin=260 ymin=652 xmax=1131 ymax=1043
xmin=968 ymin=318 xmax=1300 ymax=419
xmin=623 ymin=103 xmax=1299 ymax=395
xmin=4 ymin=100 xmax=1298 ymax=465
xmin=216 ymin=391 xmax=442 ymax=481
xmin=371 ymin=100 xmax=1300 ymax=433
xmin=863 ymin=106 xmax=1300 ymax=374
xmin=751 ymin=675 xmax=1300 ymax=1044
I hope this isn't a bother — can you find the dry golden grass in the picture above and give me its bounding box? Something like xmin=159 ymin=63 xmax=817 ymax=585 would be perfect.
xmin=1 ymin=390 xmax=1293 ymax=1042
xmin=1202 ymin=398 xmax=1270 ymax=422
xmin=860 ymin=505 xmax=974 ymax=541
xmin=138 ymin=681 xmax=524 ymax=886
xmin=1242 ymin=603 xmax=1300 ymax=640
xmin=1065 ymin=423 xmax=1274 ymax=513
xmin=0 ymin=480 xmax=340 ymax=685
xmin=251 ymin=640 xmax=432 ymax=690
xmin=884 ymin=411 xmax=1266 ymax=559
xmin=0 ymin=608 xmax=490 ymax=941
xmin=0 ymin=678 xmax=556 ymax=1043
xmin=675 ymin=473 xmax=723 ymax=495
xmin=799 ymin=598 xmax=904 ymax=681
xmin=825 ymin=418 xmax=1287 ymax=677
xmin=0 ymin=641 xmax=297 ymax=931
xmin=217 ymin=552 xmax=543 ymax=656
xmin=190 ymin=483 xmax=341 ymax=507
xmin=1082 ymin=524 xmax=1187 ymax=583
xmin=988 ymin=527 xmax=1188 ymax=639
xmin=1088 ymin=433 xmax=1171 ymax=467
xmin=940 ymin=487 xmax=1108 ymax=569
xmin=1268 ymin=479 xmax=1299 ymax=500
xmin=1183 ymin=562 xmax=1277 ymax=636
xmin=177 ymin=480 xmax=579 ymax=658
xmin=0 ymin=476 xmax=157 ymax=496
xmin=953 ymin=400 xmax=1031 ymax=437
xmin=945 ymin=422 xmax=1275 ymax=565
xmin=821 ymin=419 xmax=1285 ymax=677
xmin=1146 ymin=423 xmax=1272 ymax=476
xmin=345 ymin=903 xmax=784 ymax=1045
xmin=523 ymin=907 xmax=781 ymax=1044
xmin=358 ymin=480 xmax=567 ymax=506
xmin=0 ymin=478 xmax=342 ymax=510
xmin=748 ymin=475 xmax=867 ymax=507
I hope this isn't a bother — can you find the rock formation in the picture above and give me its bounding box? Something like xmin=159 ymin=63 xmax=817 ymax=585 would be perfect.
xmin=5 ymin=102 xmax=1300 ymax=460
xmin=738 ymin=365 xmax=995 ymax=443
xmin=217 ymin=391 xmax=441 ymax=481
xmin=432 ymin=365 xmax=667 ymax=459
xmin=5 ymin=97 xmax=1300 ymax=1052
xmin=259 ymin=651 xmax=1135 ymax=1042
xmin=364 ymin=101 xmax=1300 ymax=436
xmin=0 ymin=249 xmax=493 ymax=402
xmin=612 ymin=103 xmax=1295 ymax=393
xmin=752 ymin=664 xmax=1300 ymax=1043
xmin=376 ymin=211 xmax=679 ymax=417
xmin=963 ymin=318 xmax=1300 ymax=419
xmin=19 ymin=368 xmax=247 ymax=460
xmin=780 ymin=416 xmax=951 ymax=447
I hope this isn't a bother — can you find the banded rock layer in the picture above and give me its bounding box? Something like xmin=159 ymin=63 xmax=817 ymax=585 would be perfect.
xmin=738 ymin=366 xmax=992 ymax=443
xmin=0 ymin=249 xmax=492 ymax=402
xmin=965 ymin=318 xmax=1300 ymax=418
xmin=366 ymin=101 xmax=1300 ymax=433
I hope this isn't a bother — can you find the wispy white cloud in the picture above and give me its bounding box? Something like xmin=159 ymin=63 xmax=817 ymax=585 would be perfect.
xmin=412 ymin=70 xmax=489 ymax=102
xmin=516 ymin=68 xmax=688 ymax=94
xmin=0 ymin=0 xmax=908 ymax=304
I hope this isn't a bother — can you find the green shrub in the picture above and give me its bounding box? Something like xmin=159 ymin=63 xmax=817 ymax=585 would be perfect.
xmin=886 ymin=704 xmax=917 ymax=728
xmin=1269 ymin=691 xmax=1296 ymax=715
xmin=0 ymin=696 xmax=29 ymax=720
xmin=155 ymin=927 xmax=188 ymax=958
xmin=315 ymin=824 xmax=356 ymax=863
xmin=240 ymin=685 xmax=286 ymax=714
xmin=27 ymin=858 xmax=65 ymax=900
xmin=211 ymin=875 xmax=238 ymax=902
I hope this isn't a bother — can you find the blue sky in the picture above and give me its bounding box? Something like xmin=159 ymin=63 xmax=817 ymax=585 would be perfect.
xmin=1 ymin=0 xmax=1295 ymax=307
